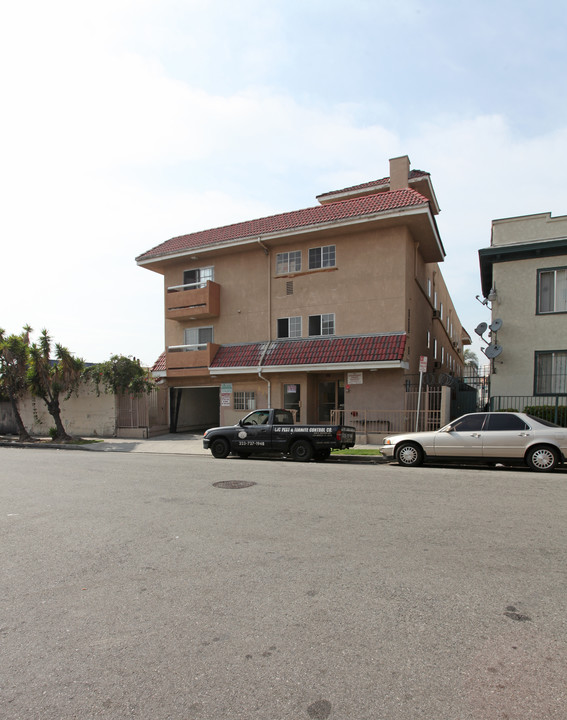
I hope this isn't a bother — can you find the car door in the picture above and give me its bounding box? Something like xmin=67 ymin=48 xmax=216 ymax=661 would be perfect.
xmin=235 ymin=410 xmax=272 ymax=451
xmin=481 ymin=413 xmax=533 ymax=459
xmin=433 ymin=413 xmax=487 ymax=458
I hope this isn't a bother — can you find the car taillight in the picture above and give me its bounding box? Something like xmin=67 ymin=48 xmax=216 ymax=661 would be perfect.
xmin=336 ymin=429 xmax=342 ymax=442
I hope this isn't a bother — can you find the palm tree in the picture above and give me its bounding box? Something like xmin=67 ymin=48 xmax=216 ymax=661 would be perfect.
xmin=0 ymin=325 xmax=33 ymax=442
xmin=27 ymin=330 xmax=84 ymax=442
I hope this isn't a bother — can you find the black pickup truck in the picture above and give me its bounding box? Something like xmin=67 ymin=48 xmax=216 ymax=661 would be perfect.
xmin=203 ymin=408 xmax=356 ymax=461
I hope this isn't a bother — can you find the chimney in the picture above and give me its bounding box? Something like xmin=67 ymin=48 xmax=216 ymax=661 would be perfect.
xmin=389 ymin=155 xmax=410 ymax=191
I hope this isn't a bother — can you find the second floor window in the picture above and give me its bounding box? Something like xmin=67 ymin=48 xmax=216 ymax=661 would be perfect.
xmin=309 ymin=313 xmax=335 ymax=336
xmin=183 ymin=266 xmax=214 ymax=288
xmin=277 ymin=316 xmax=302 ymax=338
xmin=538 ymin=268 xmax=567 ymax=313
xmin=276 ymin=251 xmax=301 ymax=274
xmin=309 ymin=245 xmax=335 ymax=270
xmin=184 ymin=326 xmax=213 ymax=350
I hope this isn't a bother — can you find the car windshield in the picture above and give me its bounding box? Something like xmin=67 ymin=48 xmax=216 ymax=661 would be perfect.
xmin=526 ymin=414 xmax=561 ymax=428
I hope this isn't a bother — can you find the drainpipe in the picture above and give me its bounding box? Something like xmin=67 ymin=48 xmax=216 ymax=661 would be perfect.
xmin=257 ymin=341 xmax=271 ymax=408
xmin=256 ymin=237 xmax=272 ymax=407
xmin=257 ymin=237 xmax=272 ymax=341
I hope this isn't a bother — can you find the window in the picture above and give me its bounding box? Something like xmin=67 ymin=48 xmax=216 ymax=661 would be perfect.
xmin=308 ymin=245 xmax=335 ymax=270
xmin=427 ymin=331 xmax=431 ymax=349
xmin=440 ymin=302 xmax=444 ymax=320
xmin=277 ymin=316 xmax=302 ymax=338
xmin=449 ymin=414 xmax=486 ymax=432
xmin=485 ymin=414 xmax=529 ymax=431
xmin=235 ymin=392 xmax=257 ymax=411
xmin=434 ymin=338 xmax=438 ymax=359
xmin=183 ymin=266 xmax=214 ymax=288
xmin=276 ymin=251 xmax=301 ymax=274
xmin=538 ymin=268 xmax=567 ymax=313
xmin=184 ymin=326 xmax=213 ymax=350
xmin=535 ymin=351 xmax=567 ymax=394
xmin=427 ymin=278 xmax=432 ymax=297
xmin=308 ymin=313 xmax=335 ymax=336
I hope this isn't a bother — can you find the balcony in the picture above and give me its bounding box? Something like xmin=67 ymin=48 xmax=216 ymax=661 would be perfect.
xmin=166 ymin=343 xmax=220 ymax=377
xmin=165 ymin=281 xmax=220 ymax=321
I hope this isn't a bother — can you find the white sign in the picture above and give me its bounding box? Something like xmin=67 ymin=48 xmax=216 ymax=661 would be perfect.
xmin=347 ymin=372 xmax=363 ymax=385
xmin=220 ymin=393 xmax=231 ymax=406
xmin=419 ymin=356 xmax=428 ymax=374
xmin=286 ymin=384 xmax=297 ymax=394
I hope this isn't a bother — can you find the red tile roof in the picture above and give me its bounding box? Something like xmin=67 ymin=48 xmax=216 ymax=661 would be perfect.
xmin=151 ymin=352 xmax=166 ymax=373
xmin=137 ymin=189 xmax=429 ymax=262
xmin=210 ymin=333 xmax=406 ymax=369
xmin=316 ymin=170 xmax=430 ymax=201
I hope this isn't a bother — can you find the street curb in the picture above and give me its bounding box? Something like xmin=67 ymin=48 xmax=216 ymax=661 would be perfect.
xmin=0 ymin=439 xmax=386 ymax=462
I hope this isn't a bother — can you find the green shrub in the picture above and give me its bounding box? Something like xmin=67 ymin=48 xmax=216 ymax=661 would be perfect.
xmin=523 ymin=405 xmax=567 ymax=427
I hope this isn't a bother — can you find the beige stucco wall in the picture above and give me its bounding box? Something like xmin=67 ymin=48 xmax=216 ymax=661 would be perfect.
xmin=492 ymin=212 xmax=567 ymax=246
xmin=490 ymin=253 xmax=567 ymax=397
xmin=16 ymin=385 xmax=117 ymax=437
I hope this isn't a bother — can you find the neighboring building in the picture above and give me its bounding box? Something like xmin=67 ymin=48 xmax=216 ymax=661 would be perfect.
xmin=137 ymin=156 xmax=470 ymax=431
xmin=479 ymin=211 xmax=567 ymax=400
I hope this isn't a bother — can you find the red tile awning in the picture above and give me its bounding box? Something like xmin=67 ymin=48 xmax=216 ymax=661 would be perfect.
xmin=210 ymin=333 xmax=406 ymax=372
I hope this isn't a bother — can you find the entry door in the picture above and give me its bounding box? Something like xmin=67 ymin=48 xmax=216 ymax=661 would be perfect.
xmin=318 ymin=379 xmax=344 ymax=423
xmin=283 ymin=383 xmax=301 ymax=422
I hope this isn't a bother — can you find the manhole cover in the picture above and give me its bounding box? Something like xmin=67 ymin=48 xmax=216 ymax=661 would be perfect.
xmin=213 ymin=480 xmax=257 ymax=490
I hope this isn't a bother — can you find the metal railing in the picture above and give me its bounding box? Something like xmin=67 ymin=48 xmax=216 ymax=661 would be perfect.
xmin=490 ymin=395 xmax=567 ymax=426
xmin=331 ymin=408 xmax=442 ymax=439
xmin=167 ymin=281 xmax=209 ymax=292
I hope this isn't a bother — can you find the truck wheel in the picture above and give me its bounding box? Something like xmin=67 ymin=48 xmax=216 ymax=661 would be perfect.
xmin=210 ymin=438 xmax=230 ymax=459
xmin=290 ymin=439 xmax=314 ymax=462
xmin=314 ymin=449 xmax=331 ymax=462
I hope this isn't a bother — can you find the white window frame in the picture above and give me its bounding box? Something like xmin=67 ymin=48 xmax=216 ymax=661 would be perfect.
xmin=183 ymin=326 xmax=213 ymax=351
xmin=308 ymin=313 xmax=335 ymax=336
xmin=234 ymin=391 xmax=256 ymax=411
xmin=182 ymin=266 xmax=214 ymax=289
xmin=308 ymin=245 xmax=336 ymax=270
xmin=276 ymin=251 xmax=302 ymax=274
xmin=277 ymin=316 xmax=302 ymax=338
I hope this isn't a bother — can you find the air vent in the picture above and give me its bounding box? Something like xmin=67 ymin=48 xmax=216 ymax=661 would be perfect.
xmin=286 ymin=281 xmax=294 ymax=295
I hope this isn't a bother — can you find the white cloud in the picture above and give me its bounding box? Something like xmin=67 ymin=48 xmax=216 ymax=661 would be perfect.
xmin=1 ymin=2 xmax=566 ymax=367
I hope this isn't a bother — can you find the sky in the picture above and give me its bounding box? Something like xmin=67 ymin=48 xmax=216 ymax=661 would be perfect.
xmin=1 ymin=0 xmax=566 ymax=366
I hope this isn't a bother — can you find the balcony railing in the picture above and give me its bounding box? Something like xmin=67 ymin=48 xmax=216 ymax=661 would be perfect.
xmin=165 ymin=281 xmax=220 ymax=320
xmin=165 ymin=343 xmax=220 ymax=377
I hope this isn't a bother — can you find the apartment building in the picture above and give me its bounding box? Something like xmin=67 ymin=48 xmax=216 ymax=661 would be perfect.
xmin=479 ymin=211 xmax=567 ymax=400
xmin=137 ymin=156 xmax=469 ymax=430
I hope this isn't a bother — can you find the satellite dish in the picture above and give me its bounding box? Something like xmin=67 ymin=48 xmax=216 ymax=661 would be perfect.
xmin=489 ymin=318 xmax=503 ymax=332
xmin=475 ymin=322 xmax=488 ymax=336
xmin=483 ymin=343 xmax=503 ymax=359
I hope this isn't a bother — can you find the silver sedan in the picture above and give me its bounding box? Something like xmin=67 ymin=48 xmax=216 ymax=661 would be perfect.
xmin=380 ymin=411 xmax=567 ymax=472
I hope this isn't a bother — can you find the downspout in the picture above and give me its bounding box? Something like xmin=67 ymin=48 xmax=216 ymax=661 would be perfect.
xmin=257 ymin=342 xmax=271 ymax=409
xmin=257 ymin=237 xmax=272 ymax=407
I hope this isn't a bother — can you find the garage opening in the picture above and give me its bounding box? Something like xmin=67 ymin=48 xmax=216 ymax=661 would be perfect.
xmin=170 ymin=386 xmax=219 ymax=433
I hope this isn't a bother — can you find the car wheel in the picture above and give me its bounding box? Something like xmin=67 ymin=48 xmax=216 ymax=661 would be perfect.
xmin=210 ymin=438 xmax=230 ymax=459
xmin=314 ymin=449 xmax=331 ymax=462
xmin=290 ymin=439 xmax=314 ymax=462
xmin=526 ymin=445 xmax=558 ymax=472
xmin=396 ymin=442 xmax=424 ymax=467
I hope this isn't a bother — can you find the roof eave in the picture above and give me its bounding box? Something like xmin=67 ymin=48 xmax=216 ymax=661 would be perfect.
xmin=137 ymin=203 xmax=444 ymax=267
xmin=210 ymin=360 xmax=408 ymax=374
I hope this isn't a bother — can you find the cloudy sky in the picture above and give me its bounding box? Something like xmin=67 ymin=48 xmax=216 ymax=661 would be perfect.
xmin=1 ymin=0 xmax=566 ymax=365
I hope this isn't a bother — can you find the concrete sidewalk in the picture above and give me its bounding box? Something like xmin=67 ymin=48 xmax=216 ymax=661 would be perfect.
xmin=0 ymin=432 xmax=384 ymax=460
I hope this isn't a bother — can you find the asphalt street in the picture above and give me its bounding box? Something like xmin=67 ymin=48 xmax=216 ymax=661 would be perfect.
xmin=1 ymin=448 xmax=566 ymax=719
